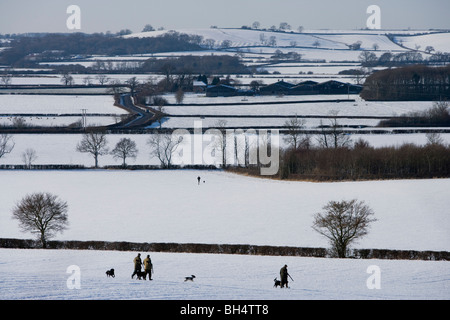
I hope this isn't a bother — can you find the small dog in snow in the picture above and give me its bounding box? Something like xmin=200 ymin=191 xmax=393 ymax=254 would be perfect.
xmin=184 ymin=275 xmax=196 ymax=282
xmin=106 ymin=269 xmax=115 ymax=278
xmin=273 ymin=278 xmax=281 ymax=288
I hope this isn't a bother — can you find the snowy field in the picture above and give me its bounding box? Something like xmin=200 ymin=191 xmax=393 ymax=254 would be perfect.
xmin=151 ymin=116 xmax=384 ymax=129
xmin=0 ymin=116 xmax=119 ymax=128
xmin=0 ymin=248 xmax=448 ymax=300
xmin=0 ymin=95 xmax=122 ymax=115
xmin=1 ymin=170 xmax=449 ymax=252
xmin=2 ymin=133 xmax=450 ymax=167
xmin=394 ymin=32 xmax=450 ymax=53
xmin=0 ymin=94 xmax=126 ymax=127
xmin=162 ymin=94 xmax=436 ymax=118
xmin=0 ymin=170 xmax=449 ymax=300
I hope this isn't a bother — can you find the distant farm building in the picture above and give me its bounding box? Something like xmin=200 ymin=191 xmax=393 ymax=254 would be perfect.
xmin=259 ymin=80 xmax=296 ymax=95
xmin=203 ymin=79 xmax=361 ymax=97
xmin=206 ymin=84 xmax=238 ymax=97
xmin=193 ymin=80 xmax=207 ymax=93
xmin=313 ymin=80 xmax=362 ymax=95
xmin=259 ymin=80 xmax=362 ymax=96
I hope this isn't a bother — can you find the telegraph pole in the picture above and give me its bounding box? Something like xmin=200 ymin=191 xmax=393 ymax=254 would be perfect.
xmin=81 ymin=108 xmax=87 ymax=131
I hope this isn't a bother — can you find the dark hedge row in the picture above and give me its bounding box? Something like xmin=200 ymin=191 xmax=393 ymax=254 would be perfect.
xmin=1 ymin=238 xmax=447 ymax=261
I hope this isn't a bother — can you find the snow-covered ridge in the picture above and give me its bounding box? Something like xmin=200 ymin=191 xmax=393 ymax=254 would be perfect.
xmin=125 ymin=27 xmax=447 ymax=52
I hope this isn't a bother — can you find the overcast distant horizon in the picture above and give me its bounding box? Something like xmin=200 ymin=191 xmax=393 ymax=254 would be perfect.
xmin=0 ymin=0 xmax=449 ymax=35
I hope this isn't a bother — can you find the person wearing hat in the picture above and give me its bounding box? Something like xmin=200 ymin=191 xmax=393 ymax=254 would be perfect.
xmin=131 ymin=253 xmax=143 ymax=279
xmin=280 ymin=264 xmax=289 ymax=288
xmin=143 ymin=254 xmax=153 ymax=280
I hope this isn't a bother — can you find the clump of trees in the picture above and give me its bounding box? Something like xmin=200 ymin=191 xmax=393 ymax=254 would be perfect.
xmin=278 ymin=138 xmax=450 ymax=181
xmin=360 ymin=65 xmax=450 ymax=101
xmin=378 ymin=100 xmax=450 ymax=127
xmin=0 ymin=32 xmax=203 ymax=67
xmin=360 ymin=50 xmax=450 ymax=68
xmin=141 ymin=55 xmax=249 ymax=76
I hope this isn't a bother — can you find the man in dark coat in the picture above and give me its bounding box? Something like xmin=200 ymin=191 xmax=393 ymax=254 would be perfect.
xmin=280 ymin=264 xmax=289 ymax=288
xmin=131 ymin=253 xmax=142 ymax=279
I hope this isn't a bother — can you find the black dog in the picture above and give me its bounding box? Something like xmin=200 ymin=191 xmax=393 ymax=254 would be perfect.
xmin=106 ymin=269 xmax=115 ymax=278
xmin=135 ymin=271 xmax=147 ymax=280
xmin=273 ymin=278 xmax=281 ymax=288
xmin=184 ymin=275 xmax=196 ymax=282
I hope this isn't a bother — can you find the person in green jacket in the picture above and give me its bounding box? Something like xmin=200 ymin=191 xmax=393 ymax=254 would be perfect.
xmin=143 ymin=254 xmax=153 ymax=280
xmin=131 ymin=253 xmax=142 ymax=279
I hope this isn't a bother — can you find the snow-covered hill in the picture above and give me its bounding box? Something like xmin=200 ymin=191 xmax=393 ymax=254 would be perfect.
xmin=126 ymin=28 xmax=409 ymax=52
xmin=394 ymin=32 xmax=450 ymax=53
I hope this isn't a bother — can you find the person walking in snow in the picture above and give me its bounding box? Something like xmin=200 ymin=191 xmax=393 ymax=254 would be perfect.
xmin=197 ymin=176 xmax=201 ymax=185
xmin=143 ymin=254 xmax=153 ymax=280
xmin=131 ymin=253 xmax=142 ymax=279
xmin=280 ymin=264 xmax=290 ymax=288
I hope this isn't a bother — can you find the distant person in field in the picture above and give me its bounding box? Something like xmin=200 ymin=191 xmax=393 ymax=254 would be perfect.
xmin=143 ymin=254 xmax=153 ymax=280
xmin=131 ymin=253 xmax=142 ymax=279
xmin=197 ymin=176 xmax=201 ymax=185
xmin=280 ymin=264 xmax=290 ymax=288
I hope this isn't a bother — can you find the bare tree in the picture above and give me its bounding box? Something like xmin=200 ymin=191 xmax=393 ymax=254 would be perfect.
xmin=352 ymin=67 xmax=370 ymax=85
xmin=312 ymin=199 xmax=377 ymax=258
xmin=359 ymin=51 xmax=377 ymax=66
xmin=203 ymin=38 xmax=216 ymax=49
xmin=142 ymin=24 xmax=155 ymax=32
xmin=111 ymin=138 xmax=138 ymax=167
xmin=83 ymin=76 xmax=93 ymax=86
xmin=108 ymin=80 xmax=127 ymax=96
xmin=96 ymin=74 xmax=109 ymax=85
xmin=76 ymin=130 xmax=109 ymax=168
xmin=268 ymin=36 xmax=277 ymax=47
xmin=125 ymin=77 xmax=140 ymax=97
xmin=252 ymin=21 xmax=261 ymax=29
xmin=175 ymin=88 xmax=185 ymax=104
xmin=22 ymin=148 xmax=38 ymax=169
xmin=212 ymin=120 xmax=229 ymax=166
xmin=60 ymin=72 xmax=74 ymax=86
xmin=283 ymin=115 xmax=309 ymax=150
xmin=0 ymin=133 xmax=15 ymax=160
xmin=279 ymin=22 xmax=291 ymax=31
xmin=316 ymin=111 xmax=352 ymax=149
xmin=425 ymin=46 xmax=435 ymax=54
xmin=1 ymin=68 xmax=12 ymax=86
xmin=147 ymin=133 xmax=183 ymax=168
xmin=12 ymin=192 xmax=69 ymax=248
xmin=259 ymin=33 xmax=266 ymax=45
xmin=426 ymin=132 xmax=444 ymax=146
